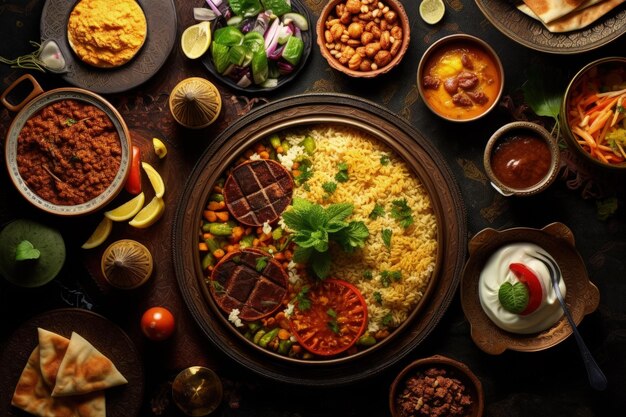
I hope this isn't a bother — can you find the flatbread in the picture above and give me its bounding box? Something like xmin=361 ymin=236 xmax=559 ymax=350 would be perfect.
xmin=12 ymin=347 xmax=106 ymax=417
xmin=38 ymin=328 xmax=70 ymax=388
xmin=522 ymin=0 xmax=588 ymax=22
xmin=518 ymin=0 xmax=625 ymax=32
xmin=52 ymin=332 xmax=128 ymax=397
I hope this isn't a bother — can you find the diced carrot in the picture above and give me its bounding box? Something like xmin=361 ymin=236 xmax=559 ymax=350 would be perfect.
xmin=232 ymin=226 xmax=245 ymax=241
xmin=252 ymin=238 xmax=260 ymax=247
xmin=259 ymin=150 xmax=270 ymax=159
xmin=199 ymin=242 xmax=208 ymax=251
xmin=292 ymin=169 xmax=301 ymax=178
xmin=255 ymin=143 xmax=266 ymax=153
xmin=274 ymin=252 xmax=285 ymax=261
xmin=245 ymin=227 xmax=253 ymax=235
xmin=278 ymin=329 xmax=291 ymax=340
xmin=225 ymin=244 xmax=237 ymax=253
xmin=208 ymin=201 xmax=225 ymax=211
xmin=203 ymin=210 xmax=217 ymax=222
xmin=213 ymin=248 xmax=225 ymax=259
xmin=292 ymin=161 xmax=300 ymax=170
xmin=202 ymin=232 xmax=214 ymax=240
xmin=276 ymin=146 xmax=284 ymax=154
xmin=213 ymin=185 xmax=223 ymax=194
xmin=215 ymin=211 xmax=230 ymax=222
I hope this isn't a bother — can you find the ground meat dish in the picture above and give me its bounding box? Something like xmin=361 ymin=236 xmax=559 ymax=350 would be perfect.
xmin=396 ymin=367 xmax=472 ymax=417
xmin=16 ymin=99 xmax=122 ymax=205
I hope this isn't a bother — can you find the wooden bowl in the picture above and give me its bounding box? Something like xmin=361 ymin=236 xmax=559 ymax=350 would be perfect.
xmin=461 ymin=223 xmax=600 ymax=354
xmin=417 ymin=33 xmax=504 ymax=122
xmin=389 ymin=355 xmax=484 ymax=417
xmin=560 ymin=56 xmax=626 ymax=170
xmin=1 ymin=74 xmax=131 ymax=216
xmin=316 ymin=0 xmax=410 ymax=78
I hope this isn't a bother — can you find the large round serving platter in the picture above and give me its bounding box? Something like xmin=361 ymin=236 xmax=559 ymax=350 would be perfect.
xmin=475 ymin=0 xmax=626 ymax=54
xmin=172 ymin=94 xmax=467 ymax=386
xmin=40 ymin=0 xmax=177 ymax=94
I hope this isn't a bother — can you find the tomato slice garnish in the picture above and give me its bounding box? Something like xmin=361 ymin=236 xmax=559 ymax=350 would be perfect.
xmin=509 ymin=263 xmax=543 ymax=315
xmin=289 ymin=279 xmax=368 ymax=357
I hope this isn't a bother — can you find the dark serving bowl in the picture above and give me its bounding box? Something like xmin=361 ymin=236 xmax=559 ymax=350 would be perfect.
xmin=201 ymin=0 xmax=312 ymax=93
xmin=389 ymin=355 xmax=484 ymax=417
xmin=172 ymin=93 xmax=467 ymax=386
xmin=1 ymin=74 xmax=131 ymax=216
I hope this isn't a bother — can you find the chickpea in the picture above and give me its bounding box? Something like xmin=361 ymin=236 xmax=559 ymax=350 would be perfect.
xmin=390 ymin=39 xmax=402 ymax=56
xmin=347 ymin=39 xmax=361 ymax=47
xmin=356 ymin=46 xmax=367 ymax=57
xmin=391 ymin=25 xmax=402 ymax=40
xmin=380 ymin=19 xmax=388 ymax=31
xmin=380 ymin=30 xmax=391 ymax=50
xmin=348 ymin=53 xmax=362 ymax=70
xmin=348 ymin=22 xmax=363 ymax=38
xmin=374 ymin=50 xmax=392 ymax=67
xmin=384 ymin=10 xmax=397 ymax=24
xmin=346 ymin=0 xmax=361 ymax=14
xmin=361 ymin=31 xmax=374 ymax=45
xmin=371 ymin=25 xmax=382 ymax=39
xmin=360 ymin=59 xmax=373 ymax=72
xmin=365 ymin=42 xmax=381 ymax=57
xmin=330 ymin=23 xmax=344 ymax=41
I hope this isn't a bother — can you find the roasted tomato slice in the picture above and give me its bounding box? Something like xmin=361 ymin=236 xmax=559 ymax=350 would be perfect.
xmin=289 ymin=279 xmax=368 ymax=357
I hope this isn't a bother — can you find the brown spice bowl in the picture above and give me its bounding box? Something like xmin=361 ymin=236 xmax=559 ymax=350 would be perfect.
xmin=417 ymin=34 xmax=504 ymax=122
xmin=483 ymin=121 xmax=560 ymax=197
xmin=316 ymin=0 xmax=410 ymax=78
xmin=560 ymin=56 xmax=626 ymax=170
xmin=1 ymin=74 xmax=131 ymax=216
xmin=389 ymin=355 xmax=484 ymax=417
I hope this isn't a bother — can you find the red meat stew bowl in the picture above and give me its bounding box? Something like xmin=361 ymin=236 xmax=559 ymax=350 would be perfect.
xmin=1 ymin=74 xmax=131 ymax=216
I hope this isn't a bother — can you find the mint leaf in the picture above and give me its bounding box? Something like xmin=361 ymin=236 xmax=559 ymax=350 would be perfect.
xmin=369 ymin=204 xmax=385 ymax=219
xmin=373 ymin=291 xmax=383 ymax=304
xmin=311 ymin=251 xmax=331 ymax=279
xmin=322 ymin=181 xmax=337 ymax=197
xmin=15 ymin=240 xmax=40 ymax=261
xmin=255 ymin=256 xmax=268 ymax=272
xmin=382 ymin=312 xmax=393 ymax=326
xmin=498 ymin=282 xmax=529 ymax=314
xmin=293 ymin=245 xmax=313 ymax=263
xmin=326 ymin=308 xmax=337 ymax=318
xmin=335 ymin=162 xmax=349 ymax=183
xmin=333 ymin=221 xmax=369 ymax=252
xmin=326 ymin=203 xmax=353 ymax=223
xmin=363 ymin=270 xmax=373 ymax=280
xmin=380 ymin=154 xmax=390 ymax=166
xmin=382 ymin=228 xmax=392 ymax=249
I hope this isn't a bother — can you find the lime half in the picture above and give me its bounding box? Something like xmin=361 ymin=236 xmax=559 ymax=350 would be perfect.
xmin=419 ymin=0 xmax=446 ymax=25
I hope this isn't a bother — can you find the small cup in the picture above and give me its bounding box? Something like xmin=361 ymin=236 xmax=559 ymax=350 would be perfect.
xmin=484 ymin=121 xmax=560 ymax=197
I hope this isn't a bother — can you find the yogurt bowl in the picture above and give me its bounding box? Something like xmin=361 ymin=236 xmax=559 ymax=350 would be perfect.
xmin=460 ymin=223 xmax=599 ymax=354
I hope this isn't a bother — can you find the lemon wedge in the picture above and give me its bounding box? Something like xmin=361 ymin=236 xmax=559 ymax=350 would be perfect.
xmin=419 ymin=0 xmax=445 ymax=25
xmin=181 ymin=21 xmax=211 ymax=59
xmin=129 ymin=196 xmax=165 ymax=229
xmin=142 ymin=162 xmax=165 ymax=198
xmin=105 ymin=192 xmax=146 ymax=222
xmin=81 ymin=216 xmax=113 ymax=249
xmin=152 ymin=137 xmax=167 ymax=159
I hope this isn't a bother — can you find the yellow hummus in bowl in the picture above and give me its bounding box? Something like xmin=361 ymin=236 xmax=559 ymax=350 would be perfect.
xmin=67 ymin=0 xmax=147 ymax=68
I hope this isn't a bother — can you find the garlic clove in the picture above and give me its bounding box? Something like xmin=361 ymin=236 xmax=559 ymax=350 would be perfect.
xmin=38 ymin=40 xmax=67 ymax=73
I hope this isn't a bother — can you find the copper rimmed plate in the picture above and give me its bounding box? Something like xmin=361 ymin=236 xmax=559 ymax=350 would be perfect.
xmin=0 ymin=308 xmax=144 ymax=417
xmin=172 ymin=93 xmax=467 ymax=386
xmin=475 ymin=0 xmax=626 ymax=54
xmin=461 ymin=223 xmax=600 ymax=354
xmin=40 ymin=0 xmax=177 ymax=94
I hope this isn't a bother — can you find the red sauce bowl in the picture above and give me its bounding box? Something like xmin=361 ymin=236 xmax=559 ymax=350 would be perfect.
xmin=1 ymin=74 xmax=131 ymax=216
xmin=484 ymin=121 xmax=560 ymax=197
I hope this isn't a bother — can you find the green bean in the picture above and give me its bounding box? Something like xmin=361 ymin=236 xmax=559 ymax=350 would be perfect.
xmin=356 ymin=333 xmax=376 ymax=347
xmin=278 ymin=339 xmax=292 ymax=355
xmin=208 ymin=223 xmax=233 ymax=236
xmin=201 ymin=253 xmax=215 ymax=270
xmin=204 ymin=237 xmax=221 ymax=253
xmin=258 ymin=328 xmax=279 ymax=348
xmin=271 ymin=227 xmax=283 ymax=241
xmin=239 ymin=234 xmax=255 ymax=249
xmin=248 ymin=321 xmax=262 ymax=333
xmin=252 ymin=329 xmax=266 ymax=345
xmin=209 ymin=193 xmax=224 ymax=202
xmin=299 ymin=136 xmax=316 ymax=155
xmin=269 ymin=134 xmax=282 ymax=149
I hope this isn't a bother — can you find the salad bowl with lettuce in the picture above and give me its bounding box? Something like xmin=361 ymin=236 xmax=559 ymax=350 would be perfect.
xmin=198 ymin=0 xmax=312 ymax=92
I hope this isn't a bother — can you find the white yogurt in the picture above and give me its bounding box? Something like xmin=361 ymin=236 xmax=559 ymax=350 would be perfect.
xmin=478 ymin=242 xmax=566 ymax=334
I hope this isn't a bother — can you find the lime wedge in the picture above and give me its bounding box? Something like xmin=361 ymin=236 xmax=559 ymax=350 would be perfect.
xmin=419 ymin=0 xmax=445 ymax=25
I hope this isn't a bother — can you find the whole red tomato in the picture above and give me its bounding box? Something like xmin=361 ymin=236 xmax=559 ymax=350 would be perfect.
xmin=141 ymin=306 xmax=176 ymax=341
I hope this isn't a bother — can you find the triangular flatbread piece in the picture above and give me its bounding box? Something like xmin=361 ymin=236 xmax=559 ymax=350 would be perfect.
xmin=38 ymin=328 xmax=70 ymax=388
xmin=522 ymin=0 xmax=588 ymax=23
xmin=12 ymin=346 xmax=106 ymax=417
xmin=52 ymin=332 xmax=128 ymax=397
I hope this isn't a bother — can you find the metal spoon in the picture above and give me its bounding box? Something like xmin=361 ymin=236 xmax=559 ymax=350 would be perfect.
xmin=530 ymin=251 xmax=608 ymax=391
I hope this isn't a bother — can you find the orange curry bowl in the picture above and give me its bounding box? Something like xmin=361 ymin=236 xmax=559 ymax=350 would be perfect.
xmin=417 ymin=33 xmax=504 ymax=122
xmin=1 ymin=74 xmax=131 ymax=216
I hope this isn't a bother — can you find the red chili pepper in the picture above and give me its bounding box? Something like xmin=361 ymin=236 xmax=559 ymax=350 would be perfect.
xmin=509 ymin=263 xmax=543 ymax=315
xmin=125 ymin=145 xmax=142 ymax=195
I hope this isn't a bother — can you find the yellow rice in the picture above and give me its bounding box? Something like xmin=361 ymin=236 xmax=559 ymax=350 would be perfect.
xmin=288 ymin=125 xmax=438 ymax=333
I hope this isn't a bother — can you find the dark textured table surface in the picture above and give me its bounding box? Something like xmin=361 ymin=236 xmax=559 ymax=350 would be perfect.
xmin=1 ymin=1 xmax=625 ymax=416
